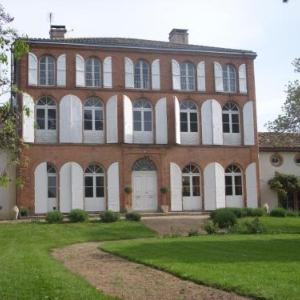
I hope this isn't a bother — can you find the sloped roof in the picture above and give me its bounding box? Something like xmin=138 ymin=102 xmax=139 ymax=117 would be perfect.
xmin=259 ymin=132 xmax=300 ymax=151
xmin=26 ymin=37 xmax=256 ymax=57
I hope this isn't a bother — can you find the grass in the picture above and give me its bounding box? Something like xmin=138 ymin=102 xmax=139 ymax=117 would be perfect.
xmin=102 ymin=217 xmax=300 ymax=300
xmin=0 ymin=221 xmax=155 ymax=300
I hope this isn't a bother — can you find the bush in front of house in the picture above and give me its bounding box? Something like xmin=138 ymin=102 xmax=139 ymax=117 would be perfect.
xmin=20 ymin=207 xmax=29 ymax=217
xmin=249 ymin=208 xmax=265 ymax=217
xmin=204 ymin=220 xmax=217 ymax=234
xmin=211 ymin=209 xmax=237 ymax=229
xmin=270 ymin=208 xmax=286 ymax=217
xmin=230 ymin=217 xmax=265 ymax=234
xmin=46 ymin=211 xmax=64 ymax=223
xmin=286 ymin=210 xmax=299 ymax=217
xmin=125 ymin=212 xmax=141 ymax=221
xmin=68 ymin=209 xmax=89 ymax=223
xmin=100 ymin=210 xmax=120 ymax=223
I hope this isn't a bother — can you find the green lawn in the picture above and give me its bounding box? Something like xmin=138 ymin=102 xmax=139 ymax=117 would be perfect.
xmin=102 ymin=218 xmax=300 ymax=300
xmin=252 ymin=216 xmax=300 ymax=233
xmin=0 ymin=221 xmax=155 ymax=300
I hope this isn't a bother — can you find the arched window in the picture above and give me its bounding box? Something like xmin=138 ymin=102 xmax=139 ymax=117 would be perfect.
xmin=132 ymin=157 xmax=156 ymax=171
xmin=133 ymin=99 xmax=152 ymax=132
xmin=39 ymin=55 xmax=55 ymax=86
xmin=47 ymin=163 xmax=57 ymax=199
xmin=222 ymin=102 xmax=240 ymax=133
xmin=225 ymin=165 xmax=242 ymax=196
xmin=85 ymin=57 xmax=101 ymax=87
xmin=84 ymin=97 xmax=104 ymax=131
xmin=180 ymin=62 xmax=195 ymax=90
xmin=223 ymin=64 xmax=237 ymax=93
xmin=84 ymin=164 xmax=105 ymax=198
xmin=36 ymin=96 xmax=56 ymax=131
xmin=180 ymin=101 xmax=198 ymax=133
xmin=182 ymin=164 xmax=200 ymax=197
xmin=134 ymin=59 xmax=150 ymax=89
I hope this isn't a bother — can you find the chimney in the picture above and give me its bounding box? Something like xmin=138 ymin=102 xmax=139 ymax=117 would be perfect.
xmin=169 ymin=28 xmax=189 ymax=44
xmin=49 ymin=25 xmax=67 ymax=39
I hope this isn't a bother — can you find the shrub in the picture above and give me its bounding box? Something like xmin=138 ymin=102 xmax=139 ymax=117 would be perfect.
xmin=244 ymin=217 xmax=266 ymax=234
xmin=286 ymin=210 xmax=298 ymax=217
xmin=68 ymin=209 xmax=89 ymax=223
xmin=250 ymin=208 xmax=265 ymax=217
xmin=188 ymin=228 xmax=199 ymax=237
xmin=20 ymin=207 xmax=29 ymax=217
xmin=211 ymin=209 xmax=237 ymax=229
xmin=204 ymin=220 xmax=217 ymax=234
xmin=100 ymin=210 xmax=120 ymax=223
xmin=124 ymin=186 xmax=132 ymax=194
xmin=240 ymin=207 xmax=254 ymax=217
xmin=125 ymin=212 xmax=141 ymax=221
xmin=46 ymin=211 xmax=64 ymax=224
xmin=270 ymin=208 xmax=286 ymax=217
xmin=160 ymin=187 xmax=169 ymax=194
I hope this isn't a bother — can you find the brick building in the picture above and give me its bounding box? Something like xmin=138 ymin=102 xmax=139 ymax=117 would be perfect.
xmin=14 ymin=26 xmax=259 ymax=214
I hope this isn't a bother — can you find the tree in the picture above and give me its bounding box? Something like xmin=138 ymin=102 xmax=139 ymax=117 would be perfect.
xmin=266 ymin=59 xmax=300 ymax=133
xmin=0 ymin=4 xmax=29 ymax=187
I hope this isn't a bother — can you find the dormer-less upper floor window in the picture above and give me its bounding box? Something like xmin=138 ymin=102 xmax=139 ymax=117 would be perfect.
xmin=85 ymin=58 xmax=101 ymax=87
xmin=134 ymin=59 xmax=150 ymax=89
xmin=223 ymin=64 xmax=237 ymax=93
xmin=39 ymin=56 xmax=55 ymax=86
xmin=28 ymin=52 xmax=66 ymax=87
xmin=180 ymin=62 xmax=195 ymax=91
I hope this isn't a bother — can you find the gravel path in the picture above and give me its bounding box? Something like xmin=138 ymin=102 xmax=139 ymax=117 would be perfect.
xmin=53 ymin=242 xmax=249 ymax=300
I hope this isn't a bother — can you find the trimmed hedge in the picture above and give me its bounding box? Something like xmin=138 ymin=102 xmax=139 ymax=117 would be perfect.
xmin=270 ymin=208 xmax=286 ymax=217
xmin=100 ymin=210 xmax=120 ymax=223
xmin=46 ymin=211 xmax=64 ymax=223
xmin=68 ymin=209 xmax=89 ymax=223
xmin=211 ymin=209 xmax=237 ymax=229
xmin=211 ymin=207 xmax=265 ymax=220
xmin=125 ymin=212 xmax=141 ymax=221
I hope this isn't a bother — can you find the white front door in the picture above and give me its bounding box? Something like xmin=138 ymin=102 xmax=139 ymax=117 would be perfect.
xmin=132 ymin=171 xmax=157 ymax=211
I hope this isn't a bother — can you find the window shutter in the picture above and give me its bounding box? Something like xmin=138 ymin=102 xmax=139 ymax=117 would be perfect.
xmin=243 ymin=101 xmax=255 ymax=145
xmin=170 ymin=162 xmax=182 ymax=211
xmin=214 ymin=62 xmax=223 ymax=92
xmin=155 ymin=97 xmax=168 ymax=144
xmin=106 ymin=95 xmax=118 ymax=143
xmin=239 ymin=64 xmax=247 ymax=94
xmin=28 ymin=52 xmax=38 ymax=86
xmin=201 ymin=100 xmax=213 ymax=145
xmin=174 ymin=96 xmax=181 ymax=144
xmin=246 ymin=162 xmax=258 ymax=208
xmin=107 ymin=162 xmax=120 ymax=212
xmin=172 ymin=59 xmax=181 ymax=90
xmin=57 ymin=54 xmax=66 ymax=86
xmin=59 ymin=95 xmax=83 ymax=143
xmin=124 ymin=57 xmax=134 ymax=88
xmin=76 ymin=54 xmax=85 ymax=87
xmin=123 ymin=95 xmax=133 ymax=143
xmin=204 ymin=162 xmax=225 ymax=210
xmin=71 ymin=162 xmax=84 ymax=210
xmin=103 ymin=56 xmax=112 ymax=88
xmin=197 ymin=61 xmax=206 ymax=91
xmin=22 ymin=93 xmax=35 ymax=143
xmin=60 ymin=162 xmax=72 ymax=213
xmin=151 ymin=59 xmax=160 ymax=90
xmin=34 ymin=162 xmax=47 ymax=214
xmin=211 ymin=100 xmax=223 ymax=145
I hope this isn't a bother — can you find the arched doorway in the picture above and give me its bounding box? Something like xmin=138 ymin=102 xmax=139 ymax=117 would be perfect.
xmin=132 ymin=157 xmax=157 ymax=211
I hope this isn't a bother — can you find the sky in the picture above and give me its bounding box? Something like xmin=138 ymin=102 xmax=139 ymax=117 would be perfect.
xmin=1 ymin=0 xmax=300 ymax=131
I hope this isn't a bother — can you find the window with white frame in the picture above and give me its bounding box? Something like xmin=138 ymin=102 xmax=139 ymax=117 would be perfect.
xmin=225 ymin=165 xmax=243 ymax=196
xmin=85 ymin=57 xmax=101 ymax=87
xmin=84 ymin=164 xmax=105 ymax=198
xmin=133 ymin=99 xmax=152 ymax=132
xmin=182 ymin=164 xmax=201 ymax=197
xmin=84 ymin=97 xmax=104 ymax=131
xmin=47 ymin=163 xmax=57 ymax=199
xmin=134 ymin=59 xmax=150 ymax=89
xmin=223 ymin=64 xmax=237 ymax=93
xmin=36 ymin=96 xmax=56 ymax=131
xmin=39 ymin=56 xmax=55 ymax=86
xmin=222 ymin=102 xmax=240 ymax=133
xmin=180 ymin=62 xmax=195 ymax=91
xmin=180 ymin=101 xmax=198 ymax=133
